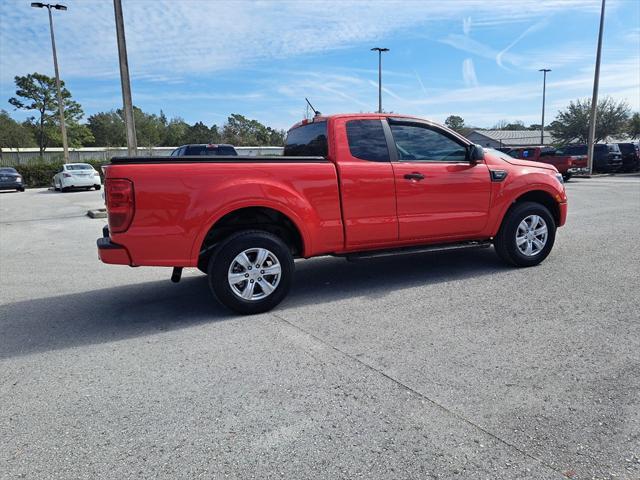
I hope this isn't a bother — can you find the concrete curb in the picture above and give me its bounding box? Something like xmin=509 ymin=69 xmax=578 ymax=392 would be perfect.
xmin=87 ymin=208 xmax=107 ymax=219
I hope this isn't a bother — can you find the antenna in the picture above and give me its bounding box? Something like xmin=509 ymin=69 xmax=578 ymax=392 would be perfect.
xmin=305 ymin=97 xmax=321 ymax=116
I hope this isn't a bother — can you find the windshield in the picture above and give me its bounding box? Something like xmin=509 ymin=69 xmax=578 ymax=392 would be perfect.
xmin=66 ymin=164 xmax=94 ymax=170
xmin=0 ymin=167 xmax=17 ymax=174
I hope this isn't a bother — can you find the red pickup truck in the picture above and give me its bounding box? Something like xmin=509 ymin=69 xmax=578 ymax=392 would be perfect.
xmin=98 ymin=114 xmax=567 ymax=314
xmin=506 ymin=146 xmax=587 ymax=181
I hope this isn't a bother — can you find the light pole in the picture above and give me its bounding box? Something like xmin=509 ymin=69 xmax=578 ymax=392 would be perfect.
xmin=31 ymin=2 xmax=69 ymax=163
xmin=539 ymin=69 xmax=551 ymax=145
xmin=113 ymin=0 xmax=137 ymax=156
xmin=371 ymin=47 xmax=389 ymax=113
xmin=587 ymin=0 xmax=606 ymax=175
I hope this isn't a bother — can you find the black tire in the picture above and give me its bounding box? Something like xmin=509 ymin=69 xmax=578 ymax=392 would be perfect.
xmin=61 ymin=186 xmax=69 ymax=192
xmin=208 ymin=230 xmax=294 ymax=314
xmin=197 ymin=257 xmax=209 ymax=275
xmin=95 ymin=185 xmax=101 ymax=190
xmin=494 ymin=201 xmax=556 ymax=267
xmin=17 ymin=187 xmax=24 ymax=192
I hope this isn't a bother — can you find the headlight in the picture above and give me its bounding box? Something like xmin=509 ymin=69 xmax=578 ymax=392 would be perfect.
xmin=555 ymin=173 xmax=564 ymax=185
xmin=16 ymin=176 xmax=22 ymax=182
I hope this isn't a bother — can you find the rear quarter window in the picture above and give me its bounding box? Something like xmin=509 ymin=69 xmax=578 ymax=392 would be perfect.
xmin=346 ymin=120 xmax=389 ymax=162
xmin=284 ymin=121 xmax=327 ymax=156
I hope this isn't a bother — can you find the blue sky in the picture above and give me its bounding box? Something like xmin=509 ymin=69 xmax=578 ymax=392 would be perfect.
xmin=1 ymin=0 xmax=638 ymax=130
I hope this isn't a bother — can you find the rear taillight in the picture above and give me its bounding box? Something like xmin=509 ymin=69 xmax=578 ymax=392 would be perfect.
xmin=63 ymin=173 xmax=72 ymax=177
xmin=105 ymin=179 xmax=135 ymax=233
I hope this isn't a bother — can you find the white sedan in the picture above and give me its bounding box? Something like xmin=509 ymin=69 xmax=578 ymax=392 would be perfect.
xmin=53 ymin=163 xmax=102 ymax=192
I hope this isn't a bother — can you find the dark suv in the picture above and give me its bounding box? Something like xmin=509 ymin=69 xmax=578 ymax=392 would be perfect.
xmin=617 ymin=143 xmax=639 ymax=172
xmin=171 ymin=144 xmax=238 ymax=156
xmin=559 ymin=144 xmax=622 ymax=173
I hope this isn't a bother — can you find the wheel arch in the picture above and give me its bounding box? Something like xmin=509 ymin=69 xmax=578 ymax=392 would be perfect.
xmin=195 ymin=205 xmax=307 ymax=270
xmin=511 ymin=190 xmax=561 ymax=225
xmin=492 ymin=189 xmax=560 ymax=239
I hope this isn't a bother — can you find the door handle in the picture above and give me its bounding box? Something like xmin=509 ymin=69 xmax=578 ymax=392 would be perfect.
xmin=404 ymin=172 xmax=425 ymax=181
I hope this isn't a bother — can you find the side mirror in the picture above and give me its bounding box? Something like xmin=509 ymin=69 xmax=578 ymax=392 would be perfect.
xmin=467 ymin=144 xmax=484 ymax=164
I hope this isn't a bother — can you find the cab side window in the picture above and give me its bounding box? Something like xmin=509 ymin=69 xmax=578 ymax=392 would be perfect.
xmin=389 ymin=122 xmax=467 ymax=162
xmin=346 ymin=120 xmax=389 ymax=162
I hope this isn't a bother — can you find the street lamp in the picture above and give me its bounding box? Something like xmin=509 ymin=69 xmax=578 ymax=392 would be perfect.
xmin=539 ymin=68 xmax=551 ymax=145
xmin=371 ymin=47 xmax=389 ymax=113
xmin=31 ymin=2 xmax=69 ymax=163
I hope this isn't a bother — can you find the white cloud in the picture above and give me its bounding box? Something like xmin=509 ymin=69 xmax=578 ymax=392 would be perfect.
xmin=0 ymin=0 xmax=606 ymax=85
xmin=463 ymin=17 xmax=472 ymax=35
xmin=495 ymin=20 xmax=548 ymax=69
xmin=1 ymin=0 xmax=634 ymax=130
xmin=462 ymin=59 xmax=479 ymax=87
xmin=439 ymin=34 xmax=521 ymax=68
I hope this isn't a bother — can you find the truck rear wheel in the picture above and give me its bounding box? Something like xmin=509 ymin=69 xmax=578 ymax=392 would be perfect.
xmin=208 ymin=230 xmax=294 ymax=314
xmin=494 ymin=201 xmax=556 ymax=267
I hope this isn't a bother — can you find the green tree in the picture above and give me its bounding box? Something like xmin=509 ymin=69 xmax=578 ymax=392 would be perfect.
xmin=222 ymin=114 xmax=254 ymax=145
xmin=266 ymin=127 xmax=286 ymax=146
xmin=131 ymin=106 xmax=164 ymax=148
xmin=628 ymin=112 xmax=640 ymax=139
xmin=87 ymin=110 xmax=126 ymax=147
xmin=8 ymin=73 xmax=86 ymax=156
xmin=0 ymin=110 xmax=36 ymax=148
xmin=210 ymin=124 xmax=223 ymax=144
xmin=183 ymin=121 xmax=212 ymax=144
xmin=549 ymin=97 xmax=630 ymax=144
xmin=221 ymin=114 xmax=284 ymax=146
xmin=65 ymin=122 xmax=94 ymax=148
xmin=162 ymin=117 xmax=190 ymax=146
xmin=444 ymin=115 xmax=465 ymax=132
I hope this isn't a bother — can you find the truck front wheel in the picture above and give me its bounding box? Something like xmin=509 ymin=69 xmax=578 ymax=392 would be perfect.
xmin=208 ymin=230 xmax=294 ymax=314
xmin=494 ymin=202 xmax=556 ymax=267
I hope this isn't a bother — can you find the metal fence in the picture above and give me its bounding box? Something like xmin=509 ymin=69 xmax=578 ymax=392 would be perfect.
xmin=0 ymin=146 xmax=284 ymax=166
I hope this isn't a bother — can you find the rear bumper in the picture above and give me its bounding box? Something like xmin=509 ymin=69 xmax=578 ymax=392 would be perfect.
xmin=97 ymin=229 xmax=131 ymax=265
xmin=0 ymin=182 xmax=24 ymax=190
xmin=63 ymin=176 xmax=101 ymax=187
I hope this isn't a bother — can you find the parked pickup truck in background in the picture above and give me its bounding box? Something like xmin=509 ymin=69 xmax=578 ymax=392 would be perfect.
xmin=555 ymin=143 xmax=624 ymax=173
xmin=506 ymin=146 xmax=587 ymax=181
xmin=98 ymin=114 xmax=567 ymax=314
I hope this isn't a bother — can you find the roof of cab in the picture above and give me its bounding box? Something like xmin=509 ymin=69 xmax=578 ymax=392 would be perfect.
xmin=287 ymin=113 xmax=425 ymax=131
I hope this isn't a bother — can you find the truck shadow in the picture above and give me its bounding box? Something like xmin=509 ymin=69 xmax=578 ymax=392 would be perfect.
xmin=0 ymin=248 xmax=505 ymax=359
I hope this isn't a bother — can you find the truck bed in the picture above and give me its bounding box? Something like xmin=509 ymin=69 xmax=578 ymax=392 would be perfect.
xmin=102 ymin=155 xmax=344 ymax=266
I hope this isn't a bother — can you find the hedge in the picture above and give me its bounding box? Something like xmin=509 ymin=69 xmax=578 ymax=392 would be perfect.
xmin=11 ymin=160 xmax=109 ymax=188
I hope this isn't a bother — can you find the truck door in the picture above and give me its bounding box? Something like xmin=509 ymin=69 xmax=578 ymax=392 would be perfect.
xmin=385 ymin=118 xmax=491 ymax=241
xmin=333 ymin=118 xmax=398 ymax=248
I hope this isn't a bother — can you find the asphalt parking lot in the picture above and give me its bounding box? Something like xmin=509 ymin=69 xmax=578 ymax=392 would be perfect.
xmin=1 ymin=177 xmax=639 ymax=480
